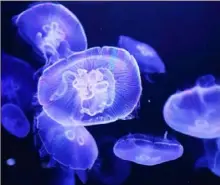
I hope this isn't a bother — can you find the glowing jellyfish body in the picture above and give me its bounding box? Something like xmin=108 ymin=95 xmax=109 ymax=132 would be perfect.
xmin=113 ymin=133 xmax=183 ymax=166
xmin=90 ymin=137 xmax=131 ymax=185
xmin=1 ymin=53 xmax=36 ymax=110
xmin=37 ymin=46 xmax=142 ymax=126
xmin=6 ymin=158 xmax=16 ymax=166
xmin=163 ymin=75 xmax=220 ymax=139
xmin=13 ymin=2 xmax=87 ymax=63
xmin=1 ymin=103 xmax=30 ymax=138
xmin=195 ymin=139 xmax=220 ymax=177
xmin=118 ymin=35 xmax=165 ymax=82
xmin=36 ymin=111 xmax=98 ymax=170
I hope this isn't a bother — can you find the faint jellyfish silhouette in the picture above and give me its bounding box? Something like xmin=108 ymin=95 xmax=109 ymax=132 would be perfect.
xmin=37 ymin=46 xmax=142 ymax=126
xmin=195 ymin=139 xmax=220 ymax=177
xmin=13 ymin=2 xmax=87 ymax=64
xmin=89 ymin=136 xmax=131 ymax=185
xmin=1 ymin=103 xmax=30 ymax=138
xmin=113 ymin=132 xmax=183 ymax=166
xmin=196 ymin=74 xmax=216 ymax=88
xmin=1 ymin=53 xmax=36 ymax=110
xmin=118 ymin=35 xmax=166 ymax=82
xmin=6 ymin=158 xmax=16 ymax=166
xmin=35 ymin=110 xmax=98 ymax=170
xmin=163 ymin=75 xmax=220 ymax=139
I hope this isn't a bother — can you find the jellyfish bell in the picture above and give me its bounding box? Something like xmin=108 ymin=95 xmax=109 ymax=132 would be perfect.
xmin=13 ymin=2 xmax=87 ymax=63
xmin=1 ymin=103 xmax=30 ymax=138
xmin=37 ymin=46 xmax=142 ymax=126
xmin=1 ymin=53 xmax=36 ymax=110
xmin=113 ymin=132 xmax=183 ymax=166
xmin=35 ymin=111 xmax=98 ymax=170
xmin=163 ymin=76 xmax=220 ymax=139
xmin=118 ymin=35 xmax=166 ymax=83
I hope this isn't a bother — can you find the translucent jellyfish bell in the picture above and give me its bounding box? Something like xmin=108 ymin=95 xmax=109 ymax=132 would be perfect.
xmin=35 ymin=111 xmax=98 ymax=170
xmin=118 ymin=35 xmax=166 ymax=82
xmin=1 ymin=53 xmax=36 ymax=110
xmin=90 ymin=136 xmax=131 ymax=185
xmin=37 ymin=46 xmax=142 ymax=126
xmin=113 ymin=132 xmax=183 ymax=166
xmin=1 ymin=103 xmax=30 ymax=138
xmin=13 ymin=2 xmax=87 ymax=63
xmin=163 ymin=75 xmax=220 ymax=139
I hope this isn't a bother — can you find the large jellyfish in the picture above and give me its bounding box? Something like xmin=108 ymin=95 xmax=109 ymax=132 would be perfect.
xmin=118 ymin=35 xmax=166 ymax=82
xmin=1 ymin=103 xmax=30 ymax=138
xmin=13 ymin=2 xmax=87 ymax=64
xmin=113 ymin=132 xmax=183 ymax=166
xmin=1 ymin=53 xmax=36 ymax=110
xmin=37 ymin=46 xmax=142 ymax=126
xmin=163 ymin=75 xmax=220 ymax=139
xmin=195 ymin=138 xmax=220 ymax=177
xmin=35 ymin=110 xmax=98 ymax=170
xmin=89 ymin=136 xmax=131 ymax=185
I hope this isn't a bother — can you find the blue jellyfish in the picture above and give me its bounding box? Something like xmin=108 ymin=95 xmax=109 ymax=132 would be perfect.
xmin=163 ymin=75 xmax=220 ymax=139
xmin=1 ymin=53 xmax=36 ymax=110
xmin=13 ymin=2 xmax=87 ymax=64
xmin=37 ymin=46 xmax=142 ymax=126
xmin=113 ymin=132 xmax=183 ymax=166
xmin=89 ymin=136 xmax=131 ymax=185
xmin=118 ymin=35 xmax=166 ymax=82
xmin=6 ymin=158 xmax=16 ymax=166
xmin=1 ymin=103 xmax=30 ymax=138
xmin=195 ymin=138 xmax=220 ymax=177
xmin=35 ymin=110 xmax=98 ymax=170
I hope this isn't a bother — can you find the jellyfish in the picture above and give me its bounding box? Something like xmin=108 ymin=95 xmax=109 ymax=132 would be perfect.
xmin=6 ymin=158 xmax=16 ymax=166
xmin=1 ymin=103 xmax=30 ymax=138
xmin=118 ymin=35 xmax=166 ymax=82
xmin=113 ymin=132 xmax=183 ymax=166
xmin=37 ymin=46 xmax=142 ymax=126
xmin=163 ymin=75 xmax=220 ymax=139
xmin=1 ymin=53 xmax=36 ymax=110
xmin=13 ymin=2 xmax=87 ymax=64
xmin=35 ymin=110 xmax=98 ymax=170
xmin=195 ymin=138 xmax=220 ymax=177
xmin=89 ymin=136 xmax=131 ymax=185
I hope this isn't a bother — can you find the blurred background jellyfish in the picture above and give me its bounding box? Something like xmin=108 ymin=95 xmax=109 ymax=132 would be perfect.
xmin=1 ymin=103 xmax=30 ymax=138
xmin=89 ymin=136 xmax=131 ymax=185
xmin=37 ymin=46 xmax=142 ymax=126
xmin=35 ymin=110 xmax=98 ymax=170
xmin=6 ymin=158 xmax=16 ymax=166
xmin=1 ymin=53 xmax=36 ymax=111
xmin=195 ymin=138 xmax=220 ymax=177
xmin=113 ymin=132 xmax=183 ymax=166
xmin=13 ymin=2 xmax=88 ymax=64
xmin=163 ymin=75 xmax=220 ymax=139
xmin=118 ymin=35 xmax=166 ymax=83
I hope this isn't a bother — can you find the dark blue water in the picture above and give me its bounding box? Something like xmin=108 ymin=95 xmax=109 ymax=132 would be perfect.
xmin=2 ymin=1 xmax=220 ymax=185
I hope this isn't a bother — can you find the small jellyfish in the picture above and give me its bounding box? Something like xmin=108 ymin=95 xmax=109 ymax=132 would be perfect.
xmin=13 ymin=2 xmax=87 ymax=63
xmin=89 ymin=136 xmax=131 ymax=185
xmin=118 ymin=35 xmax=166 ymax=82
xmin=163 ymin=75 xmax=220 ymax=139
xmin=113 ymin=132 xmax=183 ymax=166
xmin=2 ymin=53 xmax=36 ymax=110
xmin=37 ymin=46 xmax=142 ymax=126
xmin=195 ymin=139 xmax=220 ymax=177
xmin=1 ymin=103 xmax=30 ymax=138
xmin=6 ymin=158 xmax=16 ymax=166
xmin=35 ymin=111 xmax=98 ymax=170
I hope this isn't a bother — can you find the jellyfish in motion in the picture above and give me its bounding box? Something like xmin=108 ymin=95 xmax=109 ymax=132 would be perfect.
xmin=1 ymin=53 xmax=36 ymax=110
xmin=13 ymin=2 xmax=87 ymax=64
xmin=195 ymin=138 xmax=220 ymax=177
xmin=163 ymin=75 xmax=220 ymax=139
xmin=35 ymin=111 xmax=98 ymax=170
xmin=37 ymin=46 xmax=142 ymax=126
xmin=1 ymin=103 xmax=30 ymax=138
xmin=89 ymin=136 xmax=131 ymax=185
xmin=113 ymin=132 xmax=183 ymax=166
xmin=118 ymin=35 xmax=165 ymax=82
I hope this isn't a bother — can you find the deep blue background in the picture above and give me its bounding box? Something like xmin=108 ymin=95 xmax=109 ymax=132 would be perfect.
xmin=2 ymin=1 xmax=220 ymax=185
